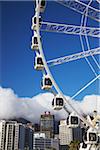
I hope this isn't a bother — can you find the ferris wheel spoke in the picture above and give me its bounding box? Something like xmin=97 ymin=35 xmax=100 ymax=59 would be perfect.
xmin=47 ymin=47 xmax=100 ymax=67
xmin=71 ymin=74 xmax=100 ymax=100
xmin=96 ymin=0 xmax=100 ymax=3
xmin=41 ymin=22 xmax=100 ymax=38
xmin=79 ymin=0 xmax=100 ymax=79
xmin=79 ymin=0 xmax=97 ymax=78
xmin=81 ymin=0 xmax=100 ymax=71
xmin=54 ymin=0 xmax=100 ymax=22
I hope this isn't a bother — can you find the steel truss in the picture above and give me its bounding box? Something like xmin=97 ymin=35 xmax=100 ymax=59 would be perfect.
xmin=42 ymin=22 xmax=100 ymax=38
xmin=54 ymin=0 xmax=100 ymax=22
xmin=47 ymin=47 xmax=100 ymax=67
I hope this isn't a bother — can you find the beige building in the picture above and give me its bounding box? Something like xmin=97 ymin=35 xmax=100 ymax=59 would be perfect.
xmin=5 ymin=122 xmax=16 ymax=150
xmin=59 ymin=119 xmax=82 ymax=145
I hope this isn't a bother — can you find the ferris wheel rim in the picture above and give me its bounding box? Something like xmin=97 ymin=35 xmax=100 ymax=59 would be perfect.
xmin=79 ymin=0 xmax=98 ymax=77
xmin=79 ymin=0 xmax=100 ymax=77
xmin=35 ymin=0 xmax=99 ymax=130
xmin=79 ymin=0 xmax=99 ymax=115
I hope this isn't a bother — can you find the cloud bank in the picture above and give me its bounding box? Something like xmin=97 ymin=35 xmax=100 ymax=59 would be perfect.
xmin=0 ymin=87 xmax=100 ymax=123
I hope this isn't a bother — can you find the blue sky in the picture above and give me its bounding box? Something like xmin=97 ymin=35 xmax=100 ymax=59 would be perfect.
xmin=0 ymin=1 xmax=99 ymax=100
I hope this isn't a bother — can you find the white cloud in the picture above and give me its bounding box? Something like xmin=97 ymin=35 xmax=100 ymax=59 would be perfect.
xmin=79 ymin=95 xmax=100 ymax=114
xmin=0 ymin=87 xmax=100 ymax=123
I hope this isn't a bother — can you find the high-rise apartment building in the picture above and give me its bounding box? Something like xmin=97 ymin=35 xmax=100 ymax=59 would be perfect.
xmin=40 ymin=111 xmax=55 ymax=138
xmin=5 ymin=121 xmax=16 ymax=150
xmin=0 ymin=120 xmax=6 ymax=150
xmin=59 ymin=120 xmax=82 ymax=145
xmin=0 ymin=120 xmax=34 ymax=150
xmin=14 ymin=123 xmax=25 ymax=150
xmin=25 ymin=124 xmax=33 ymax=150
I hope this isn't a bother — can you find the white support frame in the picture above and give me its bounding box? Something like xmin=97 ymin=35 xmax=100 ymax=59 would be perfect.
xmin=47 ymin=47 xmax=100 ymax=67
xmin=41 ymin=21 xmax=100 ymax=38
xmin=54 ymin=0 xmax=100 ymax=22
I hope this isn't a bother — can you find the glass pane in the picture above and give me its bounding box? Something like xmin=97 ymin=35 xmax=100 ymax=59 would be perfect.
xmin=89 ymin=133 xmax=96 ymax=141
xmin=71 ymin=116 xmax=78 ymax=125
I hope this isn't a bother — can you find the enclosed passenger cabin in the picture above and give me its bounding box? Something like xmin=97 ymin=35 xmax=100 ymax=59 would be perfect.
xmin=31 ymin=34 xmax=39 ymax=50
xmin=41 ymin=75 xmax=52 ymax=90
xmin=35 ymin=0 xmax=46 ymax=13
xmin=79 ymin=142 xmax=91 ymax=150
xmin=40 ymin=0 xmax=46 ymax=12
xmin=67 ymin=112 xmax=80 ymax=128
xmin=52 ymin=95 xmax=64 ymax=110
xmin=31 ymin=15 xmax=42 ymax=30
xmin=34 ymin=55 xmax=44 ymax=70
xmin=84 ymin=127 xmax=98 ymax=144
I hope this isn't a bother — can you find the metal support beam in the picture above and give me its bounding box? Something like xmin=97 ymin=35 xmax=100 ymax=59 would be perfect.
xmin=47 ymin=47 xmax=100 ymax=67
xmin=41 ymin=22 xmax=100 ymax=38
xmin=54 ymin=0 xmax=100 ymax=22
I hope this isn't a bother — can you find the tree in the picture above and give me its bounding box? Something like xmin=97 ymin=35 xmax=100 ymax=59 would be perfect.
xmin=69 ymin=140 xmax=80 ymax=150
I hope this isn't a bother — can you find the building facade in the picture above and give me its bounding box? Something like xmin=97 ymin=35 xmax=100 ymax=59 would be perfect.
xmin=40 ymin=111 xmax=55 ymax=138
xmin=0 ymin=120 xmax=34 ymax=150
xmin=59 ymin=120 xmax=82 ymax=145
xmin=25 ymin=124 xmax=33 ymax=150
xmin=0 ymin=120 xmax=6 ymax=150
xmin=14 ymin=123 xmax=25 ymax=150
xmin=33 ymin=132 xmax=59 ymax=150
xmin=5 ymin=121 xmax=16 ymax=150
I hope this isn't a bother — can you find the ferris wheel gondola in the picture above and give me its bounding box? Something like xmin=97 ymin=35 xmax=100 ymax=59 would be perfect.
xmin=79 ymin=142 xmax=91 ymax=150
xmin=52 ymin=95 xmax=64 ymax=110
xmin=34 ymin=54 xmax=44 ymax=70
xmin=41 ymin=74 xmax=52 ymax=90
xmin=39 ymin=0 xmax=46 ymax=13
xmin=31 ymin=31 xmax=40 ymax=50
xmin=84 ymin=127 xmax=98 ymax=144
xmin=31 ymin=15 xmax=42 ymax=31
xmin=67 ymin=112 xmax=80 ymax=128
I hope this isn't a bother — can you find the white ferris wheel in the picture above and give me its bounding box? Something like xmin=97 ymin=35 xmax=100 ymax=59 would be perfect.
xmin=31 ymin=0 xmax=100 ymax=149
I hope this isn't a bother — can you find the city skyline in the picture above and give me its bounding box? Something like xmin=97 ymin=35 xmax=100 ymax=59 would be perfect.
xmin=0 ymin=110 xmax=99 ymax=150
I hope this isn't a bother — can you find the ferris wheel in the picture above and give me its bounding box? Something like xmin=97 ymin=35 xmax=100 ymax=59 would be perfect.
xmin=31 ymin=0 xmax=100 ymax=149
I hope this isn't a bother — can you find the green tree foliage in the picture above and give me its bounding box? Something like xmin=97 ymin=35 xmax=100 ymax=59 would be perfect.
xmin=69 ymin=140 xmax=80 ymax=150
